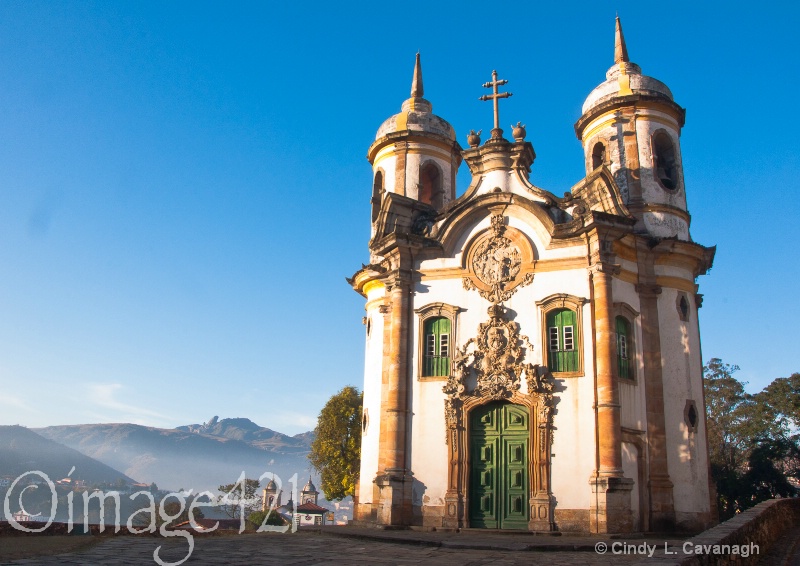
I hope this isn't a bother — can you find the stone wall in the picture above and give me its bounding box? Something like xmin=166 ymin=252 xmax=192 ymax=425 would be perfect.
xmin=637 ymin=498 xmax=800 ymax=565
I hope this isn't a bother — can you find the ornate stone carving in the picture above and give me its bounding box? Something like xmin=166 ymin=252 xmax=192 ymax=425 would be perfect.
xmin=441 ymin=305 xmax=557 ymax=530
xmin=588 ymin=262 xmax=621 ymax=276
xmin=463 ymin=215 xmax=534 ymax=304
xmin=443 ymin=304 xmax=553 ymax=410
xmin=472 ymin=216 xmax=521 ymax=285
xmin=511 ymin=122 xmax=526 ymax=142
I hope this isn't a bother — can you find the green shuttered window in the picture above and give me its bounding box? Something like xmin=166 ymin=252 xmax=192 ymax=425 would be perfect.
xmin=546 ymin=308 xmax=579 ymax=373
xmin=616 ymin=316 xmax=632 ymax=380
xmin=423 ymin=316 xmax=451 ymax=377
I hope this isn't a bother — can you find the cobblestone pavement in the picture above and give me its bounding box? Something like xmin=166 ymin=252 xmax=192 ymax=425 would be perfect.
xmin=5 ymin=529 xmax=689 ymax=566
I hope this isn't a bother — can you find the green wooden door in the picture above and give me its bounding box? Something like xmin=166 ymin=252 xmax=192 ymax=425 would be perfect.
xmin=469 ymin=402 xmax=529 ymax=529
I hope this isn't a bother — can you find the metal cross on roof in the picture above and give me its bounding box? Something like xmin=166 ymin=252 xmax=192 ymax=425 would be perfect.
xmin=479 ymin=70 xmax=512 ymax=139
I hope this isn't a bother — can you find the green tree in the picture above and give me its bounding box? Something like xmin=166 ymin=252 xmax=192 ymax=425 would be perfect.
xmin=308 ymin=386 xmax=363 ymax=501
xmin=752 ymin=373 xmax=800 ymax=437
xmin=704 ymin=359 xmax=751 ymax=475
xmin=246 ymin=510 xmax=287 ymax=529
xmin=741 ymin=437 xmax=800 ymax=503
xmin=217 ymin=477 xmax=261 ymax=519
xmin=704 ymin=359 xmax=800 ymax=519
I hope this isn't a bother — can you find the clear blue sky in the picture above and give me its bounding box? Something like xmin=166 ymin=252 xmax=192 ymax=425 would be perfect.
xmin=0 ymin=1 xmax=797 ymax=434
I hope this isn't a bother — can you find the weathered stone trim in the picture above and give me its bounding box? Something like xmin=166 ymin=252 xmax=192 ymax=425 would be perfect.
xmin=635 ymin=498 xmax=800 ymax=566
xmin=414 ymin=302 xmax=462 ymax=381
xmin=536 ymin=293 xmax=589 ymax=378
xmin=613 ymin=302 xmax=640 ymax=383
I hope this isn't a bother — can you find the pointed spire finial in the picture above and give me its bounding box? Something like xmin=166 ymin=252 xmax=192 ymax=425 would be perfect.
xmin=411 ymin=52 xmax=424 ymax=98
xmin=614 ymin=16 xmax=629 ymax=64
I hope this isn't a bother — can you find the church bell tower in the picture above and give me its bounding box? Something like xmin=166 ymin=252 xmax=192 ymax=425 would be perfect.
xmin=367 ymin=54 xmax=462 ymax=240
xmin=575 ymin=17 xmax=691 ymax=241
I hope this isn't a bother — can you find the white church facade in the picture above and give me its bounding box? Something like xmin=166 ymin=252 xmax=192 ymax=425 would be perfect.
xmin=349 ymin=19 xmax=715 ymax=533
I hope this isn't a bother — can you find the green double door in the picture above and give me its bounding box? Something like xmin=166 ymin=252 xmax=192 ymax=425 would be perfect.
xmin=469 ymin=402 xmax=529 ymax=529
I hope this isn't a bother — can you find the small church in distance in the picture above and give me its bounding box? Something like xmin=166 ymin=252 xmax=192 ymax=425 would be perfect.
xmin=348 ymin=18 xmax=715 ymax=533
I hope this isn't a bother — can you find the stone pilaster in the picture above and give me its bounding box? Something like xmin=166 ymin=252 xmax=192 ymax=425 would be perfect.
xmin=394 ymin=142 xmax=408 ymax=197
xmin=374 ymin=270 xmax=413 ymax=525
xmin=588 ymin=237 xmax=633 ymax=533
xmin=635 ymin=274 xmax=676 ymax=531
xmin=591 ymin=263 xmax=623 ymax=478
xmin=589 ymin=476 xmax=634 ymax=533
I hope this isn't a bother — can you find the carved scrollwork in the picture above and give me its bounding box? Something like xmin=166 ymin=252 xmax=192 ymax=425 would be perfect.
xmin=472 ymin=222 xmax=521 ymax=286
xmin=442 ymin=304 xmax=557 ymax=439
xmin=441 ymin=305 xmax=557 ymax=528
xmin=444 ymin=398 xmax=462 ymax=444
xmin=588 ymin=262 xmax=621 ymax=276
xmin=526 ymin=363 xmax=555 ymax=397
xmin=442 ymin=304 xmax=552 ymax=403
xmin=462 ymin=214 xmax=533 ymax=304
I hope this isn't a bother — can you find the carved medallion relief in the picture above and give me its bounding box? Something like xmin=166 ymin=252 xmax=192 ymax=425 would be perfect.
xmin=462 ymin=215 xmax=534 ymax=304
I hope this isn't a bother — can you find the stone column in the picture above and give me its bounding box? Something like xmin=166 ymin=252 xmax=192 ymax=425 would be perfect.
xmin=592 ymin=263 xmax=623 ymax=477
xmin=636 ymin=282 xmax=676 ymax=531
xmin=589 ymin=262 xmax=633 ymax=533
xmin=375 ymin=271 xmax=413 ymax=525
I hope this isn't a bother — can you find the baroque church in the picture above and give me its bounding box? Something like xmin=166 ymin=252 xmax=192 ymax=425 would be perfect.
xmin=348 ymin=18 xmax=715 ymax=533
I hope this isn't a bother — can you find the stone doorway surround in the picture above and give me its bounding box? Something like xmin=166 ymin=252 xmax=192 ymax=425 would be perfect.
xmin=441 ymin=303 xmax=556 ymax=531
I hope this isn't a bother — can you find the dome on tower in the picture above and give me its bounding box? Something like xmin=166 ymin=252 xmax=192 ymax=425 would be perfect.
xmin=302 ymin=477 xmax=317 ymax=493
xmin=375 ymin=54 xmax=456 ymax=142
xmin=581 ymin=17 xmax=674 ymax=115
xmin=265 ymin=477 xmax=277 ymax=491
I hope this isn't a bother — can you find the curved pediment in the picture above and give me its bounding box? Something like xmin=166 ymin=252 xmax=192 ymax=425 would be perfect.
xmin=435 ymin=193 xmax=559 ymax=257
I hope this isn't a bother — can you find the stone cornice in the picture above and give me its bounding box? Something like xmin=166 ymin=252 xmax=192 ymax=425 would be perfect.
xmin=367 ymin=130 xmax=463 ymax=164
xmin=574 ymin=94 xmax=686 ymax=140
xmin=460 ymin=139 xmax=535 ymax=177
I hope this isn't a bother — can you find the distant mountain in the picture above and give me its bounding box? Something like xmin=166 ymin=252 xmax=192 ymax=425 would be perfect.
xmin=177 ymin=416 xmax=314 ymax=452
xmin=35 ymin=420 xmax=314 ymax=493
xmin=0 ymin=425 xmax=134 ymax=485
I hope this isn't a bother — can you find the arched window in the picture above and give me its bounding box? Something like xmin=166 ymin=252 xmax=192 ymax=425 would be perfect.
xmin=653 ymin=132 xmax=678 ymax=190
xmin=546 ymin=308 xmax=579 ymax=373
xmin=371 ymin=170 xmax=384 ymax=223
xmin=615 ymin=316 xmax=633 ymax=380
xmin=677 ymin=293 xmax=690 ymax=322
xmin=423 ymin=316 xmax=451 ymax=377
xmin=419 ymin=162 xmax=443 ymax=209
xmin=591 ymin=142 xmax=606 ymax=170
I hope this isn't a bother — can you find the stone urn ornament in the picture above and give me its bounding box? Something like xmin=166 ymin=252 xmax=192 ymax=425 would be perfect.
xmin=512 ymin=122 xmax=526 ymax=142
xmin=467 ymin=129 xmax=482 ymax=148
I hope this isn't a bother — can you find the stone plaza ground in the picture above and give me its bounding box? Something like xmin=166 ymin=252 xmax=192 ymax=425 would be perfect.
xmin=2 ymin=525 xmax=796 ymax=565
